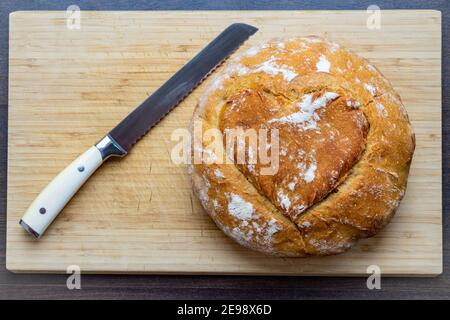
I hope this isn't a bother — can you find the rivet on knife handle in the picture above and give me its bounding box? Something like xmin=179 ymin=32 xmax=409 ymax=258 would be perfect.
xmin=20 ymin=135 xmax=126 ymax=238
xmin=19 ymin=23 xmax=258 ymax=238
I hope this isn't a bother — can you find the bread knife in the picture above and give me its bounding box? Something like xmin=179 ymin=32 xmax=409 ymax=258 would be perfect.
xmin=19 ymin=23 xmax=258 ymax=238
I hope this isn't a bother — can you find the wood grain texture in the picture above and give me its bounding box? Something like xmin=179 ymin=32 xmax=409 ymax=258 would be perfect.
xmin=6 ymin=10 xmax=442 ymax=276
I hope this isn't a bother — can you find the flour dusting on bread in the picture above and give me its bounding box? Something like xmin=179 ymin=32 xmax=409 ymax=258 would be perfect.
xmin=269 ymin=92 xmax=339 ymax=130
xmin=303 ymin=161 xmax=317 ymax=183
xmin=277 ymin=190 xmax=291 ymax=211
xmin=316 ymin=54 xmax=331 ymax=73
xmin=243 ymin=56 xmax=298 ymax=82
xmin=227 ymin=193 xmax=254 ymax=221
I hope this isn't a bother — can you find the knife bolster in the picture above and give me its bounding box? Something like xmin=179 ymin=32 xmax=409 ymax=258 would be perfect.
xmin=95 ymin=135 xmax=127 ymax=160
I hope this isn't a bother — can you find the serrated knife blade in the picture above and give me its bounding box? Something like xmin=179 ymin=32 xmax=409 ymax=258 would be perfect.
xmin=19 ymin=23 xmax=258 ymax=238
xmin=110 ymin=23 xmax=258 ymax=151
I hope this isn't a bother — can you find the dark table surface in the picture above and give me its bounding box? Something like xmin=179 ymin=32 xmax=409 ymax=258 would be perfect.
xmin=0 ymin=0 xmax=448 ymax=300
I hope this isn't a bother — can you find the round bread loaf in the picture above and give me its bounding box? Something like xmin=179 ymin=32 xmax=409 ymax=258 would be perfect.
xmin=189 ymin=36 xmax=415 ymax=257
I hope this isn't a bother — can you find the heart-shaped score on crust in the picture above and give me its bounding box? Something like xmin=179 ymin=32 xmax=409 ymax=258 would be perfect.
xmin=190 ymin=36 xmax=415 ymax=257
xmin=220 ymin=85 xmax=369 ymax=225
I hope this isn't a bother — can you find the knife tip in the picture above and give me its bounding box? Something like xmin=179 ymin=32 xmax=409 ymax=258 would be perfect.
xmin=229 ymin=23 xmax=258 ymax=36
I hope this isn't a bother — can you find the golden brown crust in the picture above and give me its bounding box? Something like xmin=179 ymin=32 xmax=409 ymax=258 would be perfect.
xmin=190 ymin=36 xmax=415 ymax=256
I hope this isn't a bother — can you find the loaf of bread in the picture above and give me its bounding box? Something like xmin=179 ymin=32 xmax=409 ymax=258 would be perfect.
xmin=189 ymin=36 xmax=415 ymax=257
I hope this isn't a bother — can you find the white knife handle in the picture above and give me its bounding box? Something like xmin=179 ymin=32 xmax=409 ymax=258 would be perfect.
xmin=20 ymin=135 xmax=127 ymax=238
xmin=20 ymin=146 xmax=103 ymax=238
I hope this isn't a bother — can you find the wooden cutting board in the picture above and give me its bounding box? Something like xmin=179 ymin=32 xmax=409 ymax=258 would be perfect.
xmin=7 ymin=10 xmax=442 ymax=275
